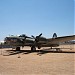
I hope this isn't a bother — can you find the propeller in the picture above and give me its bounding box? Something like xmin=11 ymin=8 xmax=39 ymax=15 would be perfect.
xmin=31 ymin=33 xmax=42 ymax=42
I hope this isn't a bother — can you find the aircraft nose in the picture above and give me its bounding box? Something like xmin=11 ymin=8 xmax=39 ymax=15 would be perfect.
xmin=4 ymin=37 xmax=11 ymax=44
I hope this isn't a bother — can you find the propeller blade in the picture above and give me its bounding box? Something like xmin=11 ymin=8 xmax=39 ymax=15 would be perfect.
xmin=31 ymin=35 xmax=35 ymax=39
xmin=35 ymin=33 xmax=42 ymax=42
xmin=38 ymin=33 xmax=42 ymax=37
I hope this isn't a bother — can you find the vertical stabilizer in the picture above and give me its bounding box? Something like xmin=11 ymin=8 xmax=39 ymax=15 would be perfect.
xmin=53 ymin=33 xmax=57 ymax=38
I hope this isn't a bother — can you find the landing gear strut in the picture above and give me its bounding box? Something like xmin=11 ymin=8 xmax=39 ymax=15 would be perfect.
xmin=16 ymin=47 xmax=20 ymax=51
xmin=31 ymin=46 xmax=36 ymax=51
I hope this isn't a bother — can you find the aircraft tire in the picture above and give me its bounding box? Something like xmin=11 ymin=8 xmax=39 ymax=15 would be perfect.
xmin=16 ymin=47 xmax=20 ymax=51
xmin=31 ymin=46 xmax=36 ymax=51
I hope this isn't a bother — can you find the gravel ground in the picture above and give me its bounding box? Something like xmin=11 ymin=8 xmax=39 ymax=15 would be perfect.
xmin=0 ymin=45 xmax=75 ymax=75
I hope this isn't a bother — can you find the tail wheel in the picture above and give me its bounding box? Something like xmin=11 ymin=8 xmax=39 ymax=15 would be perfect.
xmin=16 ymin=47 xmax=20 ymax=51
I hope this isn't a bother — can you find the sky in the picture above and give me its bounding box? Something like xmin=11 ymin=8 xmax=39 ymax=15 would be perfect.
xmin=0 ymin=0 xmax=74 ymax=40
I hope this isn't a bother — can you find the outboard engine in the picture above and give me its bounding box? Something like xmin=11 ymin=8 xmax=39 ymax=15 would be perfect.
xmin=53 ymin=33 xmax=57 ymax=38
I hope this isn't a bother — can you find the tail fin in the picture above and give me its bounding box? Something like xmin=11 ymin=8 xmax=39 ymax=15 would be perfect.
xmin=53 ymin=33 xmax=57 ymax=38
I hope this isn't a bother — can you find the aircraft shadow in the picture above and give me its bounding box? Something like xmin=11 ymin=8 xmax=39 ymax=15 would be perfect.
xmin=2 ymin=48 xmax=75 ymax=56
xmin=37 ymin=50 xmax=75 ymax=55
xmin=3 ymin=50 xmax=32 ymax=56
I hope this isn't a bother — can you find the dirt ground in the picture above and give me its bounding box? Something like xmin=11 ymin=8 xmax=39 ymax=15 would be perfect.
xmin=0 ymin=44 xmax=75 ymax=75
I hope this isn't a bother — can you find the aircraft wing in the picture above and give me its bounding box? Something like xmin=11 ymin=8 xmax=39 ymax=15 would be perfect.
xmin=47 ymin=35 xmax=75 ymax=44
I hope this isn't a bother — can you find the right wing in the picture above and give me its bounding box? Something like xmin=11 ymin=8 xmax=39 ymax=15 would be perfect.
xmin=47 ymin=35 xmax=75 ymax=44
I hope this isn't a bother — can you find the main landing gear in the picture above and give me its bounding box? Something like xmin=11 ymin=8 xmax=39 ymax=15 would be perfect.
xmin=16 ymin=47 xmax=20 ymax=51
xmin=31 ymin=46 xmax=36 ymax=51
xmin=16 ymin=46 xmax=36 ymax=51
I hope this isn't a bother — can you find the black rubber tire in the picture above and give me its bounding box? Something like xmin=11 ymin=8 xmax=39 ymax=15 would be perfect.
xmin=16 ymin=47 xmax=20 ymax=51
xmin=31 ymin=46 xmax=36 ymax=51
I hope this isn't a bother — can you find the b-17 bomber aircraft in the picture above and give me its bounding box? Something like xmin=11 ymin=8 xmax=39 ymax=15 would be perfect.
xmin=4 ymin=33 xmax=75 ymax=51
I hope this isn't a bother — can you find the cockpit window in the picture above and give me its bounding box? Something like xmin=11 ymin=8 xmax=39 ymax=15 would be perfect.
xmin=5 ymin=37 xmax=11 ymax=41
